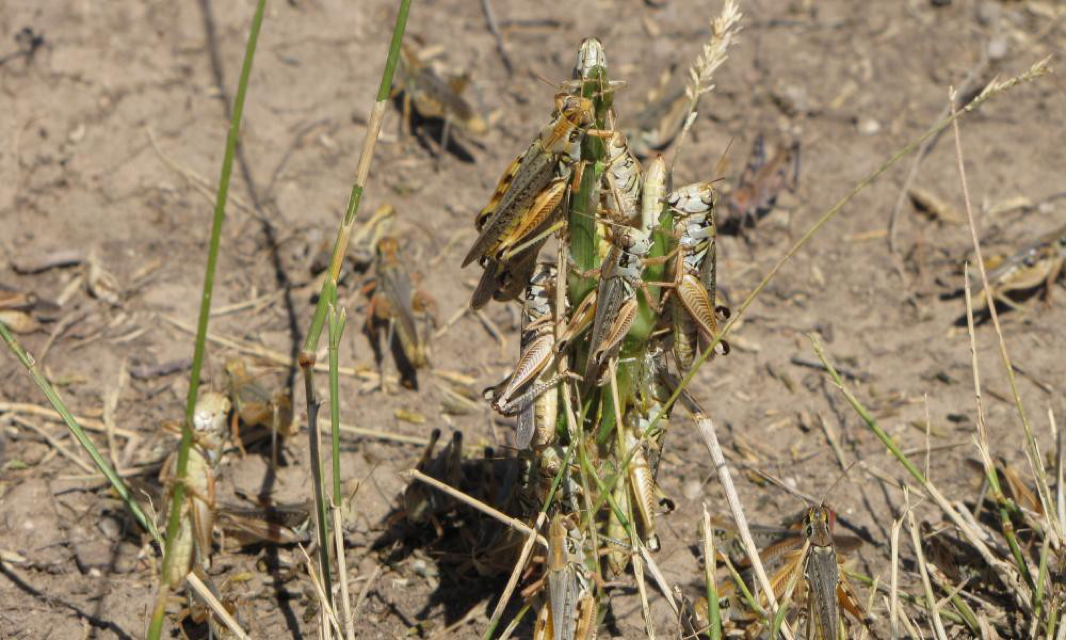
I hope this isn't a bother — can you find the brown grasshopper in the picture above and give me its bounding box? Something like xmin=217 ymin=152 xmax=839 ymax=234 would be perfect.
xmin=224 ymin=358 xmax=295 ymax=464
xmin=215 ymin=499 xmax=313 ymax=548
xmin=725 ymin=134 xmax=800 ymax=233
xmin=484 ymin=263 xmax=563 ymax=449
xmin=741 ymin=506 xmax=871 ymax=640
xmin=974 ymin=223 xmax=1066 ymax=312
xmin=530 ymin=514 xmax=597 ymax=640
xmin=464 ymin=94 xmax=593 ymax=269
xmin=663 ymin=181 xmax=731 ymax=374
xmin=363 ymin=236 xmax=437 ymax=390
xmin=394 ymin=43 xmax=488 ymax=149
xmin=579 ymin=155 xmax=668 ymax=388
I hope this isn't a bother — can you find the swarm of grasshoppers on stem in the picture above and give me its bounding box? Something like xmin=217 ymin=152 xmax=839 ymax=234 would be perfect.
xmin=459 ymin=37 xmax=742 ymax=639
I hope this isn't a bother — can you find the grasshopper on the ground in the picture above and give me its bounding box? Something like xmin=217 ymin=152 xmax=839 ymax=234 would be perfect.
xmin=215 ymin=499 xmax=313 ymax=549
xmin=394 ymin=43 xmax=488 ymax=149
xmin=224 ymin=358 xmax=295 ymax=464
xmin=725 ymin=134 xmax=800 ymax=233
xmin=973 ymin=222 xmax=1066 ymax=312
xmin=531 ymin=514 xmax=597 ymax=640
xmin=160 ymin=391 xmax=231 ymax=588
xmin=730 ymin=506 xmax=871 ymax=640
xmin=363 ymin=236 xmax=437 ymax=390
xmin=484 ymin=263 xmax=563 ymax=449
xmin=663 ymin=181 xmax=731 ymax=374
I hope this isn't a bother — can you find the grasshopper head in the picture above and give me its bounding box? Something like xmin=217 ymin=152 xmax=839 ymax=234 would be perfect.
xmin=375 ymin=236 xmax=401 ymax=262
xmin=617 ymin=226 xmax=653 ymax=256
xmin=573 ymin=37 xmax=606 ymax=80
xmin=804 ymin=506 xmax=835 ymax=548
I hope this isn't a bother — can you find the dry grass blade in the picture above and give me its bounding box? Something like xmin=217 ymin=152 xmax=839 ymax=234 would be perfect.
xmin=950 ymin=80 xmax=1063 ymax=546
xmin=905 ymin=488 xmax=949 ymax=640
xmin=670 ymin=0 xmax=742 ymax=177
xmin=690 ymin=410 xmax=795 ymax=639
xmin=890 ymin=511 xmax=903 ymax=640
xmin=185 ymin=573 xmax=249 ymax=640
xmin=485 ymin=511 xmax=546 ymax=633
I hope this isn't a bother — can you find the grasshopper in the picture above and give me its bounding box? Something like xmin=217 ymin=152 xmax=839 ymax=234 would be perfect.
xmin=463 ymin=93 xmax=594 ymax=271
xmin=580 ymin=155 xmax=665 ymax=387
xmin=364 ymin=236 xmax=437 ymax=390
xmin=623 ymin=412 xmax=662 ymax=552
xmin=725 ymin=134 xmax=801 ymax=232
xmin=160 ymin=391 xmax=230 ymax=588
xmin=224 ymin=358 xmax=295 ymax=464
xmin=664 ymin=181 xmax=731 ymax=373
xmin=974 ymin=223 xmax=1066 ymax=312
xmin=395 ymin=43 xmax=488 ymax=149
xmin=531 ymin=514 xmax=597 ymax=640
xmin=484 ymin=263 xmax=563 ymax=449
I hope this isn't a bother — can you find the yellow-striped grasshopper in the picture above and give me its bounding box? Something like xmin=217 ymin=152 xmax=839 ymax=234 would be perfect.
xmin=224 ymin=358 xmax=296 ymax=464
xmin=725 ymin=134 xmax=800 ymax=232
xmin=364 ymin=236 xmax=437 ymax=389
xmin=975 ymin=222 xmax=1066 ymax=312
xmin=464 ymin=94 xmax=593 ymax=267
xmin=532 ymin=513 xmax=597 ymax=640
xmin=160 ymin=391 xmax=231 ymax=588
xmin=395 ymin=43 xmax=488 ymax=148
xmin=663 ymin=181 xmax=731 ymax=373
xmin=484 ymin=263 xmax=563 ymax=449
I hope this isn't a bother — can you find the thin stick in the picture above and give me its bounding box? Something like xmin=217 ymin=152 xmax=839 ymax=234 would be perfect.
xmin=300 ymin=545 xmax=343 ymax=639
xmin=701 ymin=503 xmax=723 ymax=640
xmin=479 ymin=0 xmax=512 ymax=74
xmin=332 ymin=504 xmax=356 ymax=640
xmin=186 ymin=573 xmax=249 ymax=640
xmin=691 ymin=410 xmax=794 ymax=640
xmin=352 ymin=563 xmax=383 ymax=623
xmin=485 ymin=512 xmax=547 ymax=633
xmin=0 ymin=402 xmax=136 ymax=438
xmin=889 ymin=510 xmax=902 ymax=640
xmin=905 ymin=488 xmax=948 ymax=640
xmin=407 ymin=468 xmax=548 ymax=548
xmin=951 ymin=88 xmax=1063 ymax=544
xmin=886 ymin=55 xmax=989 ymax=254
xmin=0 ymin=323 xmax=157 ymax=539
xmin=11 ymin=416 xmax=94 ymax=474
xmin=149 ymin=1 xmax=270 ymax=631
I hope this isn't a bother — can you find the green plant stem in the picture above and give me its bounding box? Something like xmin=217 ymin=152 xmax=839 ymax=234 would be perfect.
xmin=301 ymin=0 xmax=410 ymax=357
xmin=0 ymin=322 xmax=160 ymax=542
xmin=328 ymin=300 xmax=346 ymax=505
xmin=304 ymin=363 xmax=334 ymax=607
xmin=147 ymin=1 xmax=268 ymax=637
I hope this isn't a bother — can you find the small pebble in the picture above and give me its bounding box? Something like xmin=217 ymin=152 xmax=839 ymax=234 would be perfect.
xmin=682 ymin=479 xmax=703 ymax=501
xmin=857 ymin=116 xmax=881 ymax=136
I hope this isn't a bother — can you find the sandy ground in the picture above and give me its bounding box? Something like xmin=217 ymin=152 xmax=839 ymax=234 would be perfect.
xmin=0 ymin=0 xmax=1064 ymax=637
